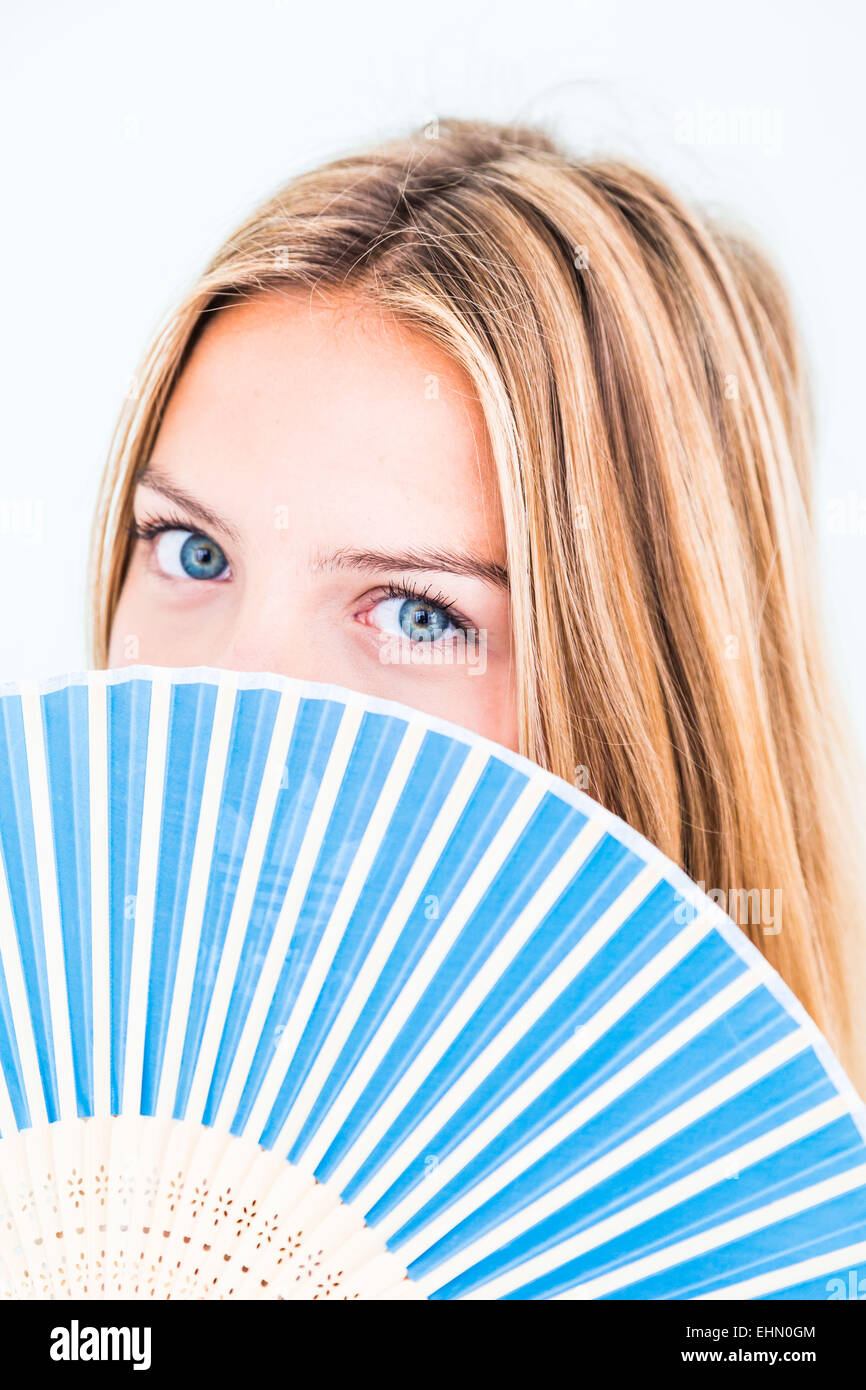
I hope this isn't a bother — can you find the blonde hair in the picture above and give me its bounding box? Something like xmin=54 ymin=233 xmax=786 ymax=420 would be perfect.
xmin=88 ymin=117 xmax=865 ymax=1089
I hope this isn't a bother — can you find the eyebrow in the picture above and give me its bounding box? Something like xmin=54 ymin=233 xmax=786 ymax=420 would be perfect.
xmin=133 ymin=464 xmax=243 ymax=544
xmin=312 ymin=545 xmax=509 ymax=589
xmin=133 ymin=465 xmax=508 ymax=589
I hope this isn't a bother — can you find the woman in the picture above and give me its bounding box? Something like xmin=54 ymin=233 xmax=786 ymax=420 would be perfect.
xmin=88 ymin=117 xmax=865 ymax=1092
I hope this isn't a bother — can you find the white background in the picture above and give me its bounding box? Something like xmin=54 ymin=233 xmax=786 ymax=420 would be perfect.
xmin=1 ymin=0 xmax=863 ymax=753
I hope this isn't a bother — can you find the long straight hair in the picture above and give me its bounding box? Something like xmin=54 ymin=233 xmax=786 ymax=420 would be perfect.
xmin=88 ymin=118 xmax=865 ymax=1088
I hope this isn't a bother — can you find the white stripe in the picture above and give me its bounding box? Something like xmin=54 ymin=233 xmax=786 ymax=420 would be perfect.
xmin=182 ymin=688 xmax=301 ymax=1121
xmin=222 ymin=720 xmax=426 ymax=1135
xmin=155 ymin=673 xmax=239 ymax=1118
xmin=0 ymin=833 xmax=46 ymax=1125
xmin=378 ymin=912 xmax=716 ymax=1239
xmin=469 ymin=1095 xmax=849 ymax=1299
xmin=331 ymin=847 xmax=656 ymax=1196
xmin=368 ymin=862 xmax=666 ymax=1221
xmin=415 ymin=1026 xmax=808 ymax=1294
xmin=121 ymin=675 xmax=171 ymax=1116
xmin=87 ymin=676 xmax=111 ymax=1116
xmin=296 ymin=782 xmax=574 ymax=1174
xmin=19 ymin=682 xmax=77 ymax=1118
xmin=261 ymin=744 xmax=491 ymax=1156
xmin=696 ymin=1237 xmax=866 ymax=1301
xmin=556 ymin=1161 xmax=866 ymax=1300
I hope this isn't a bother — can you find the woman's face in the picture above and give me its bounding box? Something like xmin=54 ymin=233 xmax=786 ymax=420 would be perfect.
xmin=108 ymin=289 xmax=518 ymax=750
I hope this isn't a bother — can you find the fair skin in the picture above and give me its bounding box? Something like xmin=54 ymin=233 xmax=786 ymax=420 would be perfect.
xmin=108 ymin=289 xmax=519 ymax=749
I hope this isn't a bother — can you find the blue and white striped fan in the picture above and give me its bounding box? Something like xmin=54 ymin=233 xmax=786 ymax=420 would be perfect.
xmin=0 ymin=666 xmax=864 ymax=1301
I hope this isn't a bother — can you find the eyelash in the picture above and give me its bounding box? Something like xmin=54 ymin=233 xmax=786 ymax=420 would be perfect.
xmin=378 ymin=580 xmax=471 ymax=634
xmin=127 ymin=512 xmax=203 ymax=545
xmin=127 ymin=513 xmax=472 ymax=631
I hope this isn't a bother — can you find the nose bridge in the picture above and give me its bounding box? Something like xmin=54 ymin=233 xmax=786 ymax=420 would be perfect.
xmin=217 ymin=578 xmax=316 ymax=682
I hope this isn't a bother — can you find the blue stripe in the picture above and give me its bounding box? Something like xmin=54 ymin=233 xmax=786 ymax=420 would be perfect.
xmin=0 ymin=693 xmax=60 ymax=1121
xmin=42 ymin=685 xmax=93 ymax=1116
xmin=0 ymin=961 xmax=29 ymax=1132
xmin=763 ymin=1261 xmax=866 ymax=1300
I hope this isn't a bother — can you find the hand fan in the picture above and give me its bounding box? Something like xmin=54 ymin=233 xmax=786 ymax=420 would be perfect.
xmin=0 ymin=666 xmax=864 ymax=1302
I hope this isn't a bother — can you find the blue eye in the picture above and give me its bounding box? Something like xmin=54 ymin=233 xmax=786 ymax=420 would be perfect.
xmin=180 ymin=534 xmax=227 ymax=579
xmin=368 ymin=594 xmax=460 ymax=643
xmin=153 ymin=529 xmax=230 ymax=581
xmin=398 ymin=598 xmax=451 ymax=641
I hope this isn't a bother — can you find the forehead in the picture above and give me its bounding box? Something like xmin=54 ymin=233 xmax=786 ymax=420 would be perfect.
xmin=149 ymin=289 xmax=503 ymax=554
